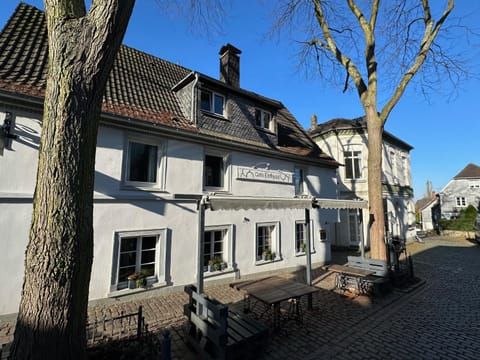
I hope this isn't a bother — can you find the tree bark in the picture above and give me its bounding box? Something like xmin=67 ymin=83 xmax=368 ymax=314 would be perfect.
xmin=365 ymin=109 xmax=387 ymax=260
xmin=10 ymin=1 xmax=134 ymax=359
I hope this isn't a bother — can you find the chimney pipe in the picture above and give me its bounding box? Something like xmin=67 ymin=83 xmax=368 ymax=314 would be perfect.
xmin=219 ymin=44 xmax=241 ymax=87
xmin=310 ymin=114 xmax=317 ymax=130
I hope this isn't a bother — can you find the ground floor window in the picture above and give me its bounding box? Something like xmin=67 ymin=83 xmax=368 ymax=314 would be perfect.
xmin=203 ymin=225 xmax=233 ymax=273
xmin=456 ymin=196 xmax=467 ymax=207
xmin=256 ymin=222 xmax=280 ymax=262
xmin=112 ymin=229 xmax=167 ymax=291
xmin=204 ymin=229 xmax=226 ymax=271
xmin=119 ymin=235 xmax=156 ymax=282
xmin=349 ymin=209 xmax=362 ymax=244
xmin=295 ymin=220 xmax=315 ymax=255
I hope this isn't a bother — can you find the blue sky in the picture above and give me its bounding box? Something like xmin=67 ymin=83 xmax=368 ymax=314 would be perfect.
xmin=1 ymin=1 xmax=479 ymax=200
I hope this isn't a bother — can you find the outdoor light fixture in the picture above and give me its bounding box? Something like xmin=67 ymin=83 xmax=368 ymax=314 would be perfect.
xmin=0 ymin=112 xmax=17 ymax=151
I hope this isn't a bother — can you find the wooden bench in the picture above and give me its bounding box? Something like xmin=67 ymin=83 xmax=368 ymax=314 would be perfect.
xmin=183 ymin=285 xmax=268 ymax=359
xmin=347 ymin=256 xmax=389 ymax=277
xmin=328 ymin=257 xmax=390 ymax=295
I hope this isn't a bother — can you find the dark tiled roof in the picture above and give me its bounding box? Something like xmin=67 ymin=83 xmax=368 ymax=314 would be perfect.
xmin=0 ymin=3 xmax=337 ymax=166
xmin=416 ymin=196 xmax=438 ymax=211
xmin=309 ymin=117 xmax=413 ymax=151
xmin=454 ymin=163 xmax=480 ymax=179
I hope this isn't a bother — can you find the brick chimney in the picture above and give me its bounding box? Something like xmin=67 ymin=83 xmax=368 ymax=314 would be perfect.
xmin=219 ymin=44 xmax=241 ymax=87
xmin=310 ymin=114 xmax=317 ymax=130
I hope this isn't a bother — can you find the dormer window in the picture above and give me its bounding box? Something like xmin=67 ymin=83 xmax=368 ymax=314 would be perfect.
xmin=201 ymin=90 xmax=224 ymax=116
xmin=255 ymin=109 xmax=272 ymax=131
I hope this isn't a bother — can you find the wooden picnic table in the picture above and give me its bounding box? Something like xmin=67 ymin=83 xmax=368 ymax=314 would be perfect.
xmin=230 ymin=276 xmax=319 ymax=332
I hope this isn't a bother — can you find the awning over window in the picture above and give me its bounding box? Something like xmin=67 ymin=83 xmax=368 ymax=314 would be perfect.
xmin=203 ymin=195 xmax=367 ymax=211
xmin=206 ymin=196 xmax=312 ymax=211
xmin=313 ymin=198 xmax=368 ymax=210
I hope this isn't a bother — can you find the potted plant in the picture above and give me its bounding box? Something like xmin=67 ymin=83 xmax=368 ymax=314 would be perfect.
xmin=299 ymin=242 xmax=306 ymax=253
xmin=213 ymin=256 xmax=222 ymax=271
xmin=208 ymin=259 xmax=214 ymax=272
xmin=263 ymin=249 xmax=273 ymax=261
xmin=136 ymin=271 xmax=147 ymax=288
xmin=127 ymin=273 xmax=138 ymax=289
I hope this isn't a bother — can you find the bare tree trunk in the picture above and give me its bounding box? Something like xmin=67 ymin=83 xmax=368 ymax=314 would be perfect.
xmin=10 ymin=1 xmax=134 ymax=359
xmin=366 ymin=110 xmax=386 ymax=260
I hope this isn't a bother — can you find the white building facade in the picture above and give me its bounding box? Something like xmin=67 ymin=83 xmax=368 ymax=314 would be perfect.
xmin=309 ymin=117 xmax=416 ymax=249
xmin=0 ymin=4 xmax=345 ymax=316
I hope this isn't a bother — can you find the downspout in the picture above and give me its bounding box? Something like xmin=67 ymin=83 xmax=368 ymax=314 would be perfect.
xmin=191 ymin=72 xmax=200 ymax=126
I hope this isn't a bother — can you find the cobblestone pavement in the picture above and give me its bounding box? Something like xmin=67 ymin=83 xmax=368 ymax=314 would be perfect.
xmin=1 ymin=235 xmax=479 ymax=359
xmin=307 ymin=236 xmax=480 ymax=360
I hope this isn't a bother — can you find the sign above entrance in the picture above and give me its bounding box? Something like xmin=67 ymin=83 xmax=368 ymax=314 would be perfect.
xmin=236 ymin=166 xmax=293 ymax=184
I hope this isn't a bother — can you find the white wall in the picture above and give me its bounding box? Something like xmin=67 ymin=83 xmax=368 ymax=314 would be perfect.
xmin=0 ymin=110 xmax=338 ymax=315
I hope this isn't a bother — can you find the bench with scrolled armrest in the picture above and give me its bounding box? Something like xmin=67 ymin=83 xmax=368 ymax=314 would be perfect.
xmin=328 ymin=256 xmax=390 ymax=295
xmin=183 ymin=285 xmax=268 ymax=359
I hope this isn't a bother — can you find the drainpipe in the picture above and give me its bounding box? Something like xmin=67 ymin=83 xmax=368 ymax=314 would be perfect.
xmin=191 ymin=72 xmax=200 ymax=125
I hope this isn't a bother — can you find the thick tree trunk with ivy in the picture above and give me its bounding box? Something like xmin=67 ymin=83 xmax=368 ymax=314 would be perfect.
xmin=9 ymin=1 xmax=134 ymax=359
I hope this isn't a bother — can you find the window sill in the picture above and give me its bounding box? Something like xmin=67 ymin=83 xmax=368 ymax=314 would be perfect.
xmin=255 ymin=257 xmax=282 ymax=266
xmin=295 ymin=250 xmax=316 ymax=257
xmin=254 ymin=126 xmax=276 ymax=135
xmin=120 ymin=184 xmax=166 ymax=192
xmin=203 ymin=267 xmax=235 ymax=278
xmin=108 ymin=280 xmax=168 ymax=298
xmin=203 ymin=189 xmax=231 ymax=194
xmin=200 ymin=110 xmax=228 ymax=120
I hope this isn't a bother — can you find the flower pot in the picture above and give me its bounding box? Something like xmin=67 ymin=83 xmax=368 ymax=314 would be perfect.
xmin=136 ymin=278 xmax=146 ymax=288
xmin=128 ymin=279 xmax=136 ymax=289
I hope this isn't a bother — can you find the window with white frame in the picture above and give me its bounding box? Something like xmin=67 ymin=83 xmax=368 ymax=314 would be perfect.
xmin=348 ymin=209 xmax=362 ymax=243
xmin=390 ymin=151 xmax=398 ymax=183
xmin=112 ymin=229 xmax=166 ymax=291
xmin=204 ymin=150 xmax=230 ymax=191
xmin=344 ymin=150 xmax=362 ymax=179
xmin=124 ymin=136 xmax=164 ymax=189
xmin=256 ymin=222 xmax=280 ymax=262
xmin=201 ymin=90 xmax=224 ymax=116
xmin=294 ymin=167 xmax=306 ymax=195
xmin=456 ymin=197 xmax=467 ymax=207
xmin=295 ymin=220 xmax=314 ymax=254
xmin=402 ymin=156 xmax=409 ymax=185
xmin=203 ymin=226 xmax=232 ymax=272
xmin=255 ymin=109 xmax=273 ymax=131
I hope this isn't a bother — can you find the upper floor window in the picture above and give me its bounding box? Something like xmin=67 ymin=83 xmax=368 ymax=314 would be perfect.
xmin=124 ymin=136 xmax=164 ymax=189
xmin=204 ymin=150 xmax=230 ymax=191
xmin=456 ymin=197 xmax=467 ymax=207
xmin=344 ymin=150 xmax=362 ymax=179
xmin=294 ymin=167 xmax=306 ymax=195
xmin=255 ymin=109 xmax=272 ymax=131
xmin=402 ymin=156 xmax=409 ymax=185
xmin=201 ymin=90 xmax=224 ymax=116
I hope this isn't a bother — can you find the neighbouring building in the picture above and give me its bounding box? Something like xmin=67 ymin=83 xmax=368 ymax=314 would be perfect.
xmin=309 ymin=117 xmax=416 ymax=248
xmin=0 ymin=4 xmax=370 ymax=316
xmin=416 ymin=182 xmax=441 ymax=232
xmin=439 ymin=163 xmax=480 ymax=219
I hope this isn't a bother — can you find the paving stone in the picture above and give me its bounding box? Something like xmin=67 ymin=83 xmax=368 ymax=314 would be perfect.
xmin=1 ymin=235 xmax=480 ymax=359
